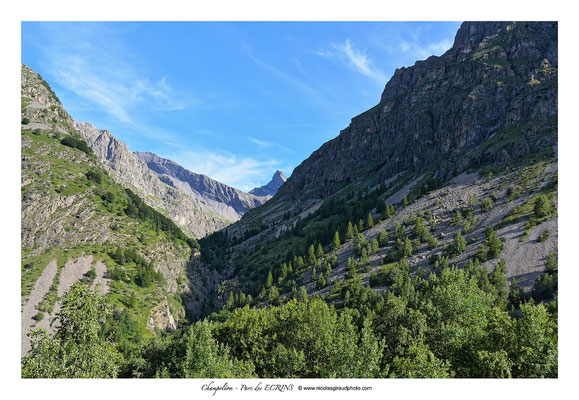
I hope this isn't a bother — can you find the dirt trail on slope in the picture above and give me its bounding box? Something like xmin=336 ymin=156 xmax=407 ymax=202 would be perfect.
xmin=21 ymin=260 xmax=57 ymax=356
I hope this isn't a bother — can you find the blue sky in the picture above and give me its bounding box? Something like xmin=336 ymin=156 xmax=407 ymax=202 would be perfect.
xmin=21 ymin=21 xmax=461 ymax=191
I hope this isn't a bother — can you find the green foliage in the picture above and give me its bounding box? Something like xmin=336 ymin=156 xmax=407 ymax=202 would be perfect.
xmin=545 ymin=253 xmax=558 ymax=274
xmin=481 ymin=197 xmax=494 ymax=212
xmin=447 ymin=231 xmax=467 ymax=257
xmin=508 ymin=278 xmax=525 ymax=309
xmin=332 ymin=231 xmax=341 ymax=250
xmin=85 ymin=169 xmax=103 ymax=184
xmin=212 ymin=299 xmax=382 ymax=378
xmin=378 ymin=230 xmax=389 ymax=246
xmin=22 ymin=284 xmax=122 ymax=378
xmin=123 ymin=188 xmax=199 ymax=251
xmin=531 ymin=273 xmax=558 ymax=302
xmin=266 ymin=270 xmax=273 ymax=288
xmin=389 ymin=342 xmax=452 ymax=378
xmin=60 ymin=136 xmax=94 ymax=156
xmin=345 ymin=221 xmax=355 ymax=241
xmin=366 ymin=212 xmax=374 ymax=229
xmin=477 ymin=229 xmax=504 ymax=262
xmin=451 ymin=210 xmax=463 ymax=226
xmin=533 ymin=194 xmax=551 ymax=219
xmin=22 ymin=117 xmax=30 ymax=124
xmin=183 ymin=322 xmax=255 ymax=378
xmin=537 ymin=230 xmax=550 ymax=243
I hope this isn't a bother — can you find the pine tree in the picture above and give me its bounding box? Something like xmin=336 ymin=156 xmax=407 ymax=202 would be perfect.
xmin=226 ymin=292 xmax=235 ymax=310
xmin=403 ymin=237 xmax=413 ymax=257
xmin=345 ymin=221 xmax=354 ymax=241
xmin=357 ymin=219 xmax=364 ymax=232
xmin=316 ymin=243 xmax=324 ymax=258
xmin=366 ymin=213 xmax=374 ymax=229
xmin=307 ymin=244 xmax=317 ymax=266
xmin=266 ymin=270 xmax=273 ymax=288
xmin=333 ymin=231 xmax=341 ymax=250
xmin=378 ymin=230 xmax=389 ymax=246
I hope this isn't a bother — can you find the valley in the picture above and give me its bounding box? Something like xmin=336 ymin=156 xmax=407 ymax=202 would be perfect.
xmin=21 ymin=21 xmax=558 ymax=379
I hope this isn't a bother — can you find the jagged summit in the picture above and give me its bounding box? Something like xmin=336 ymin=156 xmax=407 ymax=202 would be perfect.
xmin=276 ymin=21 xmax=557 ymax=202
xmin=135 ymin=151 xmax=268 ymax=221
xmin=249 ymin=170 xmax=287 ymax=198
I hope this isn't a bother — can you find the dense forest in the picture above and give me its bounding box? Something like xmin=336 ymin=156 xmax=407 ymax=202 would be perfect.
xmin=22 ymin=250 xmax=557 ymax=378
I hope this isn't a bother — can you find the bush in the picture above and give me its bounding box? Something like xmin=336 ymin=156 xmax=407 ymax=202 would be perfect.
xmin=86 ymin=169 xmax=103 ymax=184
xmin=533 ymin=195 xmax=551 ymax=219
xmin=32 ymin=311 xmax=44 ymax=321
xmin=22 ymin=117 xmax=30 ymax=124
xmin=481 ymin=198 xmax=494 ymax=212
xmin=537 ymin=230 xmax=550 ymax=243
xmin=61 ymin=136 xmax=94 ymax=156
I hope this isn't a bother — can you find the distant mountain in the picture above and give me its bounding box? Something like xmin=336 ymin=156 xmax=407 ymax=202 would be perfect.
xmin=200 ymin=21 xmax=558 ymax=318
xmin=249 ymin=170 xmax=287 ymax=198
xmin=20 ymin=64 xmax=199 ymax=354
xmin=135 ymin=151 xmax=268 ymax=222
xmin=74 ymin=122 xmax=232 ymax=238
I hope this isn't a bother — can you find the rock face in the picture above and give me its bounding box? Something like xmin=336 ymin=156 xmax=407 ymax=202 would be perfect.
xmin=21 ymin=63 xmax=195 ymax=343
xmin=203 ymin=21 xmax=557 ymax=317
xmin=277 ymin=21 xmax=557 ymax=202
xmin=135 ymin=151 xmax=269 ymax=222
xmin=74 ymin=122 xmax=232 ymax=238
xmin=249 ymin=170 xmax=287 ymax=198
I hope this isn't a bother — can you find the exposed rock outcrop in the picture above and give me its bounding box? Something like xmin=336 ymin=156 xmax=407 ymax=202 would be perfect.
xmin=135 ymin=151 xmax=268 ymax=221
xmin=249 ymin=170 xmax=287 ymax=198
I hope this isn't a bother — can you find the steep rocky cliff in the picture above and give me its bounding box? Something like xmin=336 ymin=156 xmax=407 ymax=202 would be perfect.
xmin=21 ymin=64 xmax=199 ymax=353
xmin=135 ymin=151 xmax=268 ymax=221
xmin=74 ymin=122 xmax=232 ymax=238
xmin=249 ymin=170 xmax=287 ymax=198
xmin=277 ymin=21 xmax=557 ymax=202
xmin=198 ymin=21 xmax=557 ymax=318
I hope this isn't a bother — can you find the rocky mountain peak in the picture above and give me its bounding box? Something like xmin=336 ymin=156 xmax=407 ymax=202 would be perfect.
xmin=277 ymin=21 xmax=557 ymax=203
xmin=249 ymin=170 xmax=287 ymax=198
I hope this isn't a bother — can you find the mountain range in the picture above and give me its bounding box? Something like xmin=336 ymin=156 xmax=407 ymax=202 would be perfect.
xmin=20 ymin=21 xmax=558 ymax=379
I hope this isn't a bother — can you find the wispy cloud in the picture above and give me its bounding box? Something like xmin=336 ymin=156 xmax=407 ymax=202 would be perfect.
xmin=169 ymin=148 xmax=280 ymax=192
xmin=248 ymin=137 xmax=293 ymax=154
xmin=242 ymin=42 xmax=331 ymax=108
xmin=319 ymin=39 xmax=387 ymax=84
xmin=36 ymin=23 xmax=192 ymax=127
xmin=248 ymin=137 xmax=274 ymax=148
xmin=399 ymin=38 xmax=453 ymax=60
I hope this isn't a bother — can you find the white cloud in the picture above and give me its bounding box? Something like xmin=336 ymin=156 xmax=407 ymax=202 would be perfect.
xmin=399 ymin=39 xmax=453 ymax=60
xmin=248 ymin=137 xmax=274 ymax=148
xmin=169 ymin=148 xmax=280 ymax=192
xmin=318 ymin=39 xmax=388 ymax=85
xmin=36 ymin=23 xmax=191 ymax=127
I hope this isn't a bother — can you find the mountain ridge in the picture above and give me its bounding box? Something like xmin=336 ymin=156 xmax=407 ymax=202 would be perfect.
xmin=249 ymin=170 xmax=287 ymax=198
xmin=134 ymin=151 xmax=268 ymax=222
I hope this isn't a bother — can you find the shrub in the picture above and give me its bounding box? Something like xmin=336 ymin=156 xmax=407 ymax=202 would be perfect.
xmin=537 ymin=230 xmax=550 ymax=243
xmin=533 ymin=195 xmax=551 ymax=219
xmin=22 ymin=117 xmax=30 ymax=124
xmin=32 ymin=312 xmax=44 ymax=321
xmin=86 ymin=169 xmax=103 ymax=184
xmin=61 ymin=136 xmax=94 ymax=156
xmin=481 ymin=198 xmax=494 ymax=212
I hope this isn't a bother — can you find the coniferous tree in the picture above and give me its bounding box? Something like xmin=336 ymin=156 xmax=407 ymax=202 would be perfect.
xmin=307 ymin=244 xmax=317 ymax=266
xmin=333 ymin=231 xmax=341 ymax=250
xmin=266 ymin=271 xmax=273 ymax=288
xmin=316 ymin=243 xmax=324 ymax=258
xmin=366 ymin=213 xmax=374 ymax=229
xmin=345 ymin=221 xmax=355 ymax=241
